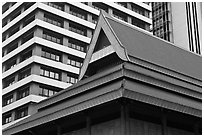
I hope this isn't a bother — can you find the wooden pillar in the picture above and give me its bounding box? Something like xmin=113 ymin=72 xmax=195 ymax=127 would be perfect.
xmin=161 ymin=108 xmax=167 ymax=135
xmin=85 ymin=111 xmax=91 ymax=135
xmin=193 ymin=121 xmax=200 ymax=135
xmin=120 ymin=100 xmax=129 ymax=135
xmin=55 ymin=122 xmax=61 ymax=135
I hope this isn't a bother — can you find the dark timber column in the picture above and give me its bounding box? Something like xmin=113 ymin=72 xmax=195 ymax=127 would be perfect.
xmin=120 ymin=100 xmax=129 ymax=135
xmin=193 ymin=120 xmax=200 ymax=135
xmin=54 ymin=122 xmax=61 ymax=135
xmin=161 ymin=108 xmax=167 ymax=135
xmin=85 ymin=111 xmax=91 ymax=135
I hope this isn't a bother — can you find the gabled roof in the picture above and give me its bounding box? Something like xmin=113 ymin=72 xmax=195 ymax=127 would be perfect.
xmin=80 ymin=11 xmax=202 ymax=81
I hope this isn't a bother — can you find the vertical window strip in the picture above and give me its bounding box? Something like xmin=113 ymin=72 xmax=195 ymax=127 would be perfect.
xmin=193 ymin=2 xmax=201 ymax=54
xmin=191 ymin=2 xmax=198 ymax=54
xmin=188 ymin=2 xmax=194 ymax=52
xmin=185 ymin=2 xmax=193 ymax=52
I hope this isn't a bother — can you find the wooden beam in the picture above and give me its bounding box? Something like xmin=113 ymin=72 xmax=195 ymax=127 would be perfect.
xmin=161 ymin=108 xmax=167 ymax=135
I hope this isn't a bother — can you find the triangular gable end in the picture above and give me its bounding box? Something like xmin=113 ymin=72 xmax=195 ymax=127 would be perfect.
xmin=79 ymin=11 xmax=129 ymax=80
xmin=93 ymin=29 xmax=111 ymax=52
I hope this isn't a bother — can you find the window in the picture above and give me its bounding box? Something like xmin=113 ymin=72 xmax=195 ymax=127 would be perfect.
xmin=44 ymin=14 xmax=62 ymax=27
xmin=40 ymin=67 xmax=60 ymax=80
xmin=15 ymin=106 xmax=28 ymax=120
xmin=2 ymin=113 xmax=12 ymax=125
xmin=7 ymin=43 xmax=18 ymax=54
xmin=39 ymin=86 xmax=58 ymax=97
xmin=24 ymin=2 xmax=34 ymax=11
xmin=23 ymin=14 xmax=35 ymax=27
xmin=68 ymin=41 xmax=86 ymax=52
xmin=116 ymin=2 xmax=127 ymax=8
xmin=17 ymin=87 xmax=29 ymax=100
xmin=69 ymin=23 xmax=86 ymax=36
xmin=43 ymin=31 xmax=62 ymax=44
xmin=131 ymin=4 xmax=149 ymax=18
xmin=113 ymin=10 xmax=126 ymax=21
xmin=21 ymin=49 xmax=32 ymax=62
xmin=10 ymin=25 xmax=19 ymax=37
xmin=47 ymin=2 xmax=63 ymax=11
xmin=92 ymin=3 xmax=108 ymax=13
xmin=132 ymin=18 xmax=146 ymax=30
xmin=5 ymin=59 xmax=17 ymax=71
xmin=10 ymin=10 xmax=21 ymax=21
xmin=2 ymin=35 xmax=6 ymax=42
xmin=70 ymin=6 xmax=86 ymax=20
xmin=67 ymin=74 xmax=78 ymax=84
xmin=67 ymin=55 xmax=83 ymax=68
xmin=92 ymin=15 xmax=98 ymax=24
xmin=2 ymin=4 xmax=9 ymax=14
xmin=42 ymin=48 xmax=60 ymax=62
xmin=18 ymin=68 xmax=31 ymax=80
xmin=2 ymin=20 xmax=7 ymax=27
xmin=22 ymin=31 xmax=34 ymax=44
xmin=4 ymin=76 xmax=15 ymax=88
xmin=3 ymin=94 xmax=13 ymax=106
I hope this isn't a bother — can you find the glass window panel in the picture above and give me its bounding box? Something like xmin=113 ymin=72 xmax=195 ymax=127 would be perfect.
xmin=71 ymin=77 xmax=75 ymax=83
xmin=72 ymin=44 xmax=76 ymax=49
xmin=45 ymin=52 xmax=50 ymax=58
xmin=76 ymin=45 xmax=80 ymax=50
xmin=44 ymin=70 xmax=49 ymax=77
xmin=50 ymin=71 xmax=55 ymax=78
xmin=76 ymin=62 xmax=80 ymax=67
xmin=56 ymin=55 xmax=60 ymax=61
xmin=39 ymin=87 xmax=43 ymax=95
xmin=57 ymin=39 xmax=60 ymax=44
xmin=55 ymin=73 xmax=59 ymax=79
xmin=47 ymin=35 xmax=51 ymax=41
xmin=67 ymin=59 xmax=71 ymax=65
xmin=40 ymin=69 xmax=44 ymax=75
xmin=49 ymin=90 xmax=54 ymax=96
xmin=67 ymin=76 xmax=70 ymax=82
xmin=51 ymin=54 xmax=55 ymax=60
xmin=71 ymin=60 xmax=75 ymax=66
xmin=42 ymin=34 xmax=46 ymax=39
xmin=42 ymin=51 xmax=45 ymax=57
xmin=44 ymin=89 xmax=48 ymax=96
xmin=81 ymin=47 xmax=84 ymax=52
xmin=52 ymin=37 xmax=57 ymax=42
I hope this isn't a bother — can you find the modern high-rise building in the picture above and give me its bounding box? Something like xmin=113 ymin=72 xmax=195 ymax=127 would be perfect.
xmin=151 ymin=2 xmax=202 ymax=54
xmin=2 ymin=2 xmax=152 ymax=129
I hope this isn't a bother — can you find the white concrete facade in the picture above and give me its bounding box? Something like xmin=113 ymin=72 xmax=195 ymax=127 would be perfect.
xmin=2 ymin=2 xmax=152 ymax=128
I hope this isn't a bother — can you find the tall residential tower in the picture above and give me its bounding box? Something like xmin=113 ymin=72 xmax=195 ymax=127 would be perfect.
xmin=2 ymin=2 xmax=152 ymax=129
